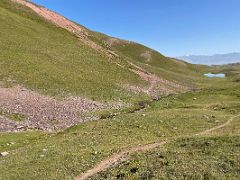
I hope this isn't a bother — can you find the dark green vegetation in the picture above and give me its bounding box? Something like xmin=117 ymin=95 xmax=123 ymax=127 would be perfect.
xmin=0 ymin=0 xmax=240 ymax=180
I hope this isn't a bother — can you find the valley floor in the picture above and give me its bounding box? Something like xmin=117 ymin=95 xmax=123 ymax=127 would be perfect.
xmin=0 ymin=81 xmax=239 ymax=180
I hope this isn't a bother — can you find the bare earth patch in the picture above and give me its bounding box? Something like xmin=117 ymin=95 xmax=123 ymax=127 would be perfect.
xmin=125 ymin=62 xmax=188 ymax=97
xmin=0 ymin=86 xmax=114 ymax=132
xmin=0 ymin=116 xmax=20 ymax=132
xmin=13 ymin=0 xmax=118 ymax=58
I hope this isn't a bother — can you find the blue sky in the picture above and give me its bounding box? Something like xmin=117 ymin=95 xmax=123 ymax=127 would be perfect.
xmin=32 ymin=0 xmax=240 ymax=57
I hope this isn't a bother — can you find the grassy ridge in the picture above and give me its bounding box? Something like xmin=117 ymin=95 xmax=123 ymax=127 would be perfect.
xmin=91 ymin=33 xmax=209 ymax=85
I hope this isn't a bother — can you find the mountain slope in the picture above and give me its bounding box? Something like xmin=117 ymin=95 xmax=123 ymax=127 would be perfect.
xmin=0 ymin=0 xmax=143 ymax=101
xmin=0 ymin=0 xmax=206 ymax=102
xmin=1 ymin=1 xmax=240 ymax=179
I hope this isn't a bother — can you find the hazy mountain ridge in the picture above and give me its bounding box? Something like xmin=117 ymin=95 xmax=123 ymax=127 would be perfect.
xmin=178 ymin=52 xmax=240 ymax=65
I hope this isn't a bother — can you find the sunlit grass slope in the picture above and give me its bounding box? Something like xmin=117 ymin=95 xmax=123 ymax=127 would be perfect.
xmin=0 ymin=0 xmax=146 ymax=101
xmin=0 ymin=0 xmax=216 ymax=101
xmin=90 ymin=32 xmax=210 ymax=85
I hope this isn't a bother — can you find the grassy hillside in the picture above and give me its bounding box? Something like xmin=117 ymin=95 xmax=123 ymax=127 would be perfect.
xmin=0 ymin=0 xmax=219 ymax=102
xmin=0 ymin=0 xmax=147 ymax=101
xmin=90 ymin=32 xmax=209 ymax=85
xmin=0 ymin=1 xmax=240 ymax=180
xmin=0 ymin=0 xmax=206 ymax=100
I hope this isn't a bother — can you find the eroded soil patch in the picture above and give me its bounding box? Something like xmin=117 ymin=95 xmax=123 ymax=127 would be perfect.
xmin=0 ymin=86 xmax=114 ymax=132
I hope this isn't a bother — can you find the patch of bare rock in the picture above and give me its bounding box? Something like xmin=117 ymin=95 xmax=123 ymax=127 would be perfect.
xmin=125 ymin=62 xmax=188 ymax=97
xmin=0 ymin=86 xmax=119 ymax=132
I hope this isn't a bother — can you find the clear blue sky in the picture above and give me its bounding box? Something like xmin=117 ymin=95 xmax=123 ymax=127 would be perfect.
xmin=32 ymin=0 xmax=240 ymax=57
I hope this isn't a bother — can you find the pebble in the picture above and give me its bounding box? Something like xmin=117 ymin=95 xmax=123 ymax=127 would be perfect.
xmin=0 ymin=152 xmax=9 ymax=157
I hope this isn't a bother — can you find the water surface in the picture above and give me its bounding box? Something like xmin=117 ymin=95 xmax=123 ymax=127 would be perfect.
xmin=204 ymin=73 xmax=225 ymax=78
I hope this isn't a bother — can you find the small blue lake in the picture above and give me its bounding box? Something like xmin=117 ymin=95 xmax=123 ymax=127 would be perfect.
xmin=204 ymin=73 xmax=225 ymax=78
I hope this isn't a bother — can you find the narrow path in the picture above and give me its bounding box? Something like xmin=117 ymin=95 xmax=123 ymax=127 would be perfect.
xmin=75 ymin=114 xmax=240 ymax=180
xmin=76 ymin=141 xmax=168 ymax=180
xmin=196 ymin=114 xmax=240 ymax=136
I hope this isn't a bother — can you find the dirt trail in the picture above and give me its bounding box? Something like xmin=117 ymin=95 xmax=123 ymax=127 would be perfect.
xmin=76 ymin=141 xmax=168 ymax=180
xmin=75 ymin=114 xmax=240 ymax=180
xmin=196 ymin=114 xmax=240 ymax=136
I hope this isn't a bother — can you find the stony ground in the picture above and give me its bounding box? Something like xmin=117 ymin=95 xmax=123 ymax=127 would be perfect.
xmin=0 ymin=86 xmax=118 ymax=132
xmin=126 ymin=62 xmax=187 ymax=97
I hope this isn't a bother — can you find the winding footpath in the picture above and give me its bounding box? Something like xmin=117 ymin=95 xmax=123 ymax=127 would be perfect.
xmin=75 ymin=114 xmax=240 ymax=180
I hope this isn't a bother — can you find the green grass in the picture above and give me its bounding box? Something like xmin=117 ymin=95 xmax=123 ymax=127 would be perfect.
xmin=101 ymin=38 xmax=209 ymax=86
xmin=0 ymin=80 xmax=239 ymax=179
xmin=95 ymin=135 xmax=240 ymax=179
xmin=0 ymin=1 xmax=240 ymax=179
xmin=0 ymin=131 xmax=45 ymax=152
xmin=0 ymin=0 xmax=147 ymax=101
xmin=0 ymin=109 xmax=26 ymax=122
xmin=92 ymin=84 xmax=240 ymax=180
xmin=78 ymin=21 xmax=211 ymax=89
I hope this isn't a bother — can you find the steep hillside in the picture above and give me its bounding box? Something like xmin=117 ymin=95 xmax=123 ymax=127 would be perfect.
xmin=0 ymin=0 xmax=206 ymax=103
xmin=90 ymin=32 xmax=208 ymax=82
xmin=0 ymin=1 xmax=240 ymax=179
xmin=0 ymin=0 xmax=143 ymax=101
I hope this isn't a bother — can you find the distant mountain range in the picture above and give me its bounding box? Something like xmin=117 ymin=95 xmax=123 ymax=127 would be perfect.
xmin=178 ymin=53 xmax=240 ymax=65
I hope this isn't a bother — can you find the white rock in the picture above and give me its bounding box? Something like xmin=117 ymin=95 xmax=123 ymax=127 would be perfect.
xmin=1 ymin=152 xmax=9 ymax=157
